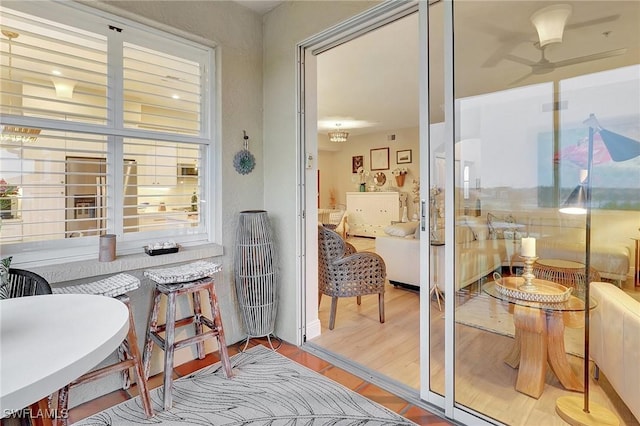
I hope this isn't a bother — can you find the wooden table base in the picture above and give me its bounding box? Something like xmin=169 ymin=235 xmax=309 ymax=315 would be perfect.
xmin=506 ymin=305 xmax=583 ymax=399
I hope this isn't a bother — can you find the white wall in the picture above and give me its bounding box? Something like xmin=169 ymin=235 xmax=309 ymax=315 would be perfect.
xmin=94 ymin=0 xmax=265 ymax=345
xmin=262 ymin=1 xmax=380 ymax=344
xmin=318 ymin=127 xmax=421 ymax=219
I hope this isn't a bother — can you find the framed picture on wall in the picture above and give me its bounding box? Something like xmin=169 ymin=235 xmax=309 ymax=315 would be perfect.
xmin=370 ymin=147 xmax=389 ymax=170
xmin=352 ymin=155 xmax=364 ymax=173
xmin=396 ymin=149 xmax=412 ymax=164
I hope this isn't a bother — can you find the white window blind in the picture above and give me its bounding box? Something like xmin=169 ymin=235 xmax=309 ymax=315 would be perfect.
xmin=0 ymin=1 xmax=214 ymax=265
xmin=123 ymin=43 xmax=202 ymax=135
xmin=0 ymin=130 xmax=108 ymax=243
xmin=123 ymin=139 xmax=203 ymax=235
xmin=0 ymin=6 xmax=109 ymax=124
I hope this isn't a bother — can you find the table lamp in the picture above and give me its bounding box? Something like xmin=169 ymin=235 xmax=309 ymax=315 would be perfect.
xmin=556 ymin=114 xmax=640 ymax=426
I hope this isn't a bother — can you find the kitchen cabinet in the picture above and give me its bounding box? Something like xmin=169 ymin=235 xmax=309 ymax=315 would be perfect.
xmin=346 ymin=192 xmax=400 ymax=237
xmin=130 ymin=143 xmax=177 ymax=186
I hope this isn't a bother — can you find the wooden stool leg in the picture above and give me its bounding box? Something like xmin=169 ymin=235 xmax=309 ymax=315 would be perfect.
xmin=117 ymin=343 xmax=131 ymax=390
xmin=191 ymin=290 xmax=205 ymax=359
xmin=208 ymin=283 xmax=233 ymax=378
xmin=142 ymin=288 xmax=162 ymax=380
xmin=123 ymin=302 xmax=154 ymax=418
xmin=162 ymin=291 xmax=177 ymax=411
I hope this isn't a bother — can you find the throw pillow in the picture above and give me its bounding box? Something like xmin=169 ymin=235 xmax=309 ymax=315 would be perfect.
xmin=0 ymin=256 xmax=12 ymax=299
xmin=384 ymin=222 xmax=419 ymax=237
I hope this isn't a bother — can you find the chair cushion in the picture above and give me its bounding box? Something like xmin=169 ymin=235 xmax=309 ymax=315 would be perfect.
xmin=0 ymin=256 xmax=12 ymax=299
xmin=144 ymin=260 xmax=222 ymax=284
xmin=53 ymin=273 xmax=140 ymax=298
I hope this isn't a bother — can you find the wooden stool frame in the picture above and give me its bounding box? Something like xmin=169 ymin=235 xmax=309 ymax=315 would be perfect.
xmin=142 ymin=277 xmax=233 ymax=411
xmin=56 ymin=294 xmax=153 ymax=424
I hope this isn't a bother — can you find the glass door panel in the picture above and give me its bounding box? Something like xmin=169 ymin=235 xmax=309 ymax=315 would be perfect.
xmin=449 ymin=1 xmax=639 ymax=424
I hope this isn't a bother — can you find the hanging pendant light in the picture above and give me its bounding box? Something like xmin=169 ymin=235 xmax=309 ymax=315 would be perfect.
xmin=328 ymin=123 xmax=349 ymax=143
xmin=1 ymin=29 xmax=40 ymax=143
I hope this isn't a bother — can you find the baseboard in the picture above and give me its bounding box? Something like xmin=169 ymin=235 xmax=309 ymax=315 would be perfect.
xmin=390 ymin=280 xmax=420 ymax=292
xmin=305 ymin=318 xmax=322 ymax=341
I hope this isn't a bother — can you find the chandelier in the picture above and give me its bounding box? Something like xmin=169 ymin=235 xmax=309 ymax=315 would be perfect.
xmin=328 ymin=124 xmax=349 ymax=143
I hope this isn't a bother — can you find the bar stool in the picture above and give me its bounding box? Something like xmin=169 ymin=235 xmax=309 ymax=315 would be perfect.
xmin=53 ymin=273 xmax=154 ymax=424
xmin=142 ymin=261 xmax=233 ymax=410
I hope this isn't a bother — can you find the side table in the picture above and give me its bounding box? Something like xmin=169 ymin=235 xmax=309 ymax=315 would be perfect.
xmin=533 ymin=258 xmax=600 ymax=294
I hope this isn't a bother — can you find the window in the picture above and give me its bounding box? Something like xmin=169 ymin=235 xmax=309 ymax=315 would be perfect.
xmin=0 ymin=2 xmax=215 ymax=265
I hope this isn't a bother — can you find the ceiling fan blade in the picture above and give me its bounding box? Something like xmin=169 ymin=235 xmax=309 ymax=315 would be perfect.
xmin=553 ymin=48 xmax=627 ymax=68
xmin=504 ymin=54 xmax=538 ymax=67
xmin=565 ymin=14 xmax=620 ymax=31
xmin=483 ymin=40 xmax=535 ymax=67
xmin=509 ymin=72 xmax=534 ymax=86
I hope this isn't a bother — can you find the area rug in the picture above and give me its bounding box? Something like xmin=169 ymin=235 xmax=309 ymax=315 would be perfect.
xmin=454 ymin=295 xmax=584 ymax=357
xmin=74 ymin=345 xmax=416 ymax=425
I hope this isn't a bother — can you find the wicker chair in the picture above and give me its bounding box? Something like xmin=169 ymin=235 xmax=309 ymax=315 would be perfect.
xmin=318 ymin=225 xmax=386 ymax=330
xmin=6 ymin=268 xmax=52 ymax=297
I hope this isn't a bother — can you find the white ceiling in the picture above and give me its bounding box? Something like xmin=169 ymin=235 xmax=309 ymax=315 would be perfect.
xmin=234 ymin=0 xmax=284 ymax=15
xmin=313 ymin=1 xmax=639 ymax=146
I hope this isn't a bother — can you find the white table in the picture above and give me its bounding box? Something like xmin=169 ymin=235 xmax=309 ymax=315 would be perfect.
xmin=1 ymin=294 xmax=129 ymax=420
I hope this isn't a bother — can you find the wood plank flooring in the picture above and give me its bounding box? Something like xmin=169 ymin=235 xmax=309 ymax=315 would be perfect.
xmin=310 ymin=236 xmax=639 ymax=426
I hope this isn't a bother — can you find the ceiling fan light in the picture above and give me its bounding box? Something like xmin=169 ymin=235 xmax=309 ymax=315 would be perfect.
xmin=530 ymin=4 xmax=572 ymax=47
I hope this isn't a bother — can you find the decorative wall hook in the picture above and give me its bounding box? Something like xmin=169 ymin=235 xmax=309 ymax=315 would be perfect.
xmin=233 ymin=130 xmax=256 ymax=175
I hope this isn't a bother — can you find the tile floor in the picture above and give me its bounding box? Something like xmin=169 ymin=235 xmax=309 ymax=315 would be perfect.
xmin=67 ymin=338 xmax=454 ymax=425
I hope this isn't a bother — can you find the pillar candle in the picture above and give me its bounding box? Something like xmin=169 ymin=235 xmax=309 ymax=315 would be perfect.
xmin=521 ymin=237 xmax=536 ymax=257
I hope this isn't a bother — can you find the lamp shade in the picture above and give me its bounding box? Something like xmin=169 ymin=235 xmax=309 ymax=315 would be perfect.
xmin=559 ymin=184 xmax=587 ymax=215
xmin=599 ymin=128 xmax=640 ymax=161
xmin=530 ymin=4 xmax=572 ymax=47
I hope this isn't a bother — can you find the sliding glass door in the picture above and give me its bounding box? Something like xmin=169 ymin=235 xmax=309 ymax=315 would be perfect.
xmin=425 ymin=1 xmax=639 ymax=424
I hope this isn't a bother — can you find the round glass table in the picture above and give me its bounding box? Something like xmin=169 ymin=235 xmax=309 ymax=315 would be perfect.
xmin=483 ymin=280 xmax=597 ymax=399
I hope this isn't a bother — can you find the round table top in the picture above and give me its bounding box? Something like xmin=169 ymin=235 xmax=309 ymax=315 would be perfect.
xmin=535 ymin=258 xmax=585 ymax=270
xmin=0 ymin=294 xmax=129 ymax=414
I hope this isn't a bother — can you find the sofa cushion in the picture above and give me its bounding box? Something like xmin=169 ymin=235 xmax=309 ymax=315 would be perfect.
xmin=384 ymin=222 xmax=419 ymax=237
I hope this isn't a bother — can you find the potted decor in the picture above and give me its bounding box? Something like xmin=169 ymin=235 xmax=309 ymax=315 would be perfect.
xmin=0 ymin=178 xmax=18 ymax=219
xmin=392 ymin=167 xmax=408 ymax=187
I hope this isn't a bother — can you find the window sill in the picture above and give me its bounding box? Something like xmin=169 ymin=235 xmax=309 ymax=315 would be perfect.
xmin=28 ymin=243 xmax=223 ymax=284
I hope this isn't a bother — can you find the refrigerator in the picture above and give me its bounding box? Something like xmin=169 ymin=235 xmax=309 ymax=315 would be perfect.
xmin=66 ymin=157 xmax=138 ymax=236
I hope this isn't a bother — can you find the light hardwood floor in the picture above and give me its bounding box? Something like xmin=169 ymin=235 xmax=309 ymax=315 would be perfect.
xmin=310 ymin=236 xmax=639 ymax=426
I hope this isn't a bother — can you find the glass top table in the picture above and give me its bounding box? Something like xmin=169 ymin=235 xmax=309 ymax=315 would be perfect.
xmin=482 ymin=278 xmax=595 ymax=399
xmin=483 ymin=279 xmax=597 ymax=312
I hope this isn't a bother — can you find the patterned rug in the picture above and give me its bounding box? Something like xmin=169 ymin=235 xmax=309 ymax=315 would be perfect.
xmin=454 ymin=294 xmax=584 ymax=357
xmin=74 ymin=346 xmax=416 ymax=425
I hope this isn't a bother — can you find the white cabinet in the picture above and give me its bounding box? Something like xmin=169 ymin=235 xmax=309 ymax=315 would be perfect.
xmin=129 ymin=143 xmax=177 ymax=186
xmin=346 ymin=192 xmax=400 ymax=237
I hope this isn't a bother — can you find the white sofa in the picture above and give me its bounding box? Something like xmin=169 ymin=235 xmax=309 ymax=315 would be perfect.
xmin=375 ymin=221 xmax=504 ymax=291
xmin=374 ymin=212 xmax=631 ymax=291
xmin=590 ymin=281 xmax=640 ymax=422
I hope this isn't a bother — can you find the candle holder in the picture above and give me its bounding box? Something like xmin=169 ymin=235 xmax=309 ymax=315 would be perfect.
xmin=519 ymin=255 xmax=538 ymax=292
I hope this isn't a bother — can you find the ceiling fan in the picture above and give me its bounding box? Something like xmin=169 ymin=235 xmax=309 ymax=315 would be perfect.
xmin=501 ymin=4 xmax=627 ymax=84
xmin=506 ymin=43 xmax=627 ymax=85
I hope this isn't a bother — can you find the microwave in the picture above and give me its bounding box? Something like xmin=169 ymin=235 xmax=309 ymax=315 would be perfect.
xmin=178 ymin=164 xmax=198 ymax=176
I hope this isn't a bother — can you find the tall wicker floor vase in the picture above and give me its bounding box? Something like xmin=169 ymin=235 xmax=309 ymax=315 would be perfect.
xmin=234 ymin=210 xmax=280 ymax=350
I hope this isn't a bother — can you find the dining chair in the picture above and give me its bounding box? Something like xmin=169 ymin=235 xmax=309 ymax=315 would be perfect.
xmin=318 ymin=225 xmax=386 ymax=330
xmin=6 ymin=268 xmax=52 ymax=297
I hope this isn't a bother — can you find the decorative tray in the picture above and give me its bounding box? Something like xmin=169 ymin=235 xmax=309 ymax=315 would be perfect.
xmin=493 ymin=275 xmax=572 ymax=303
xmin=145 ymin=243 xmax=180 ymax=256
